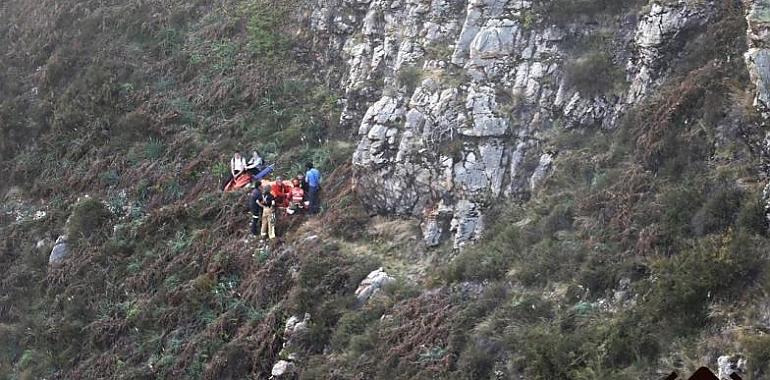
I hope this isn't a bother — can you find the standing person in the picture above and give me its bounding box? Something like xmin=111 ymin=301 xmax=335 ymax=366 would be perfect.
xmin=297 ymin=174 xmax=309 ymax=195
xmin=305 ymin=162 xmax=322 ymax=214
xmin=258 ymin=184 xmax=276 ymax=241
xmin=249 ymin=181 xmax=262 ymax=236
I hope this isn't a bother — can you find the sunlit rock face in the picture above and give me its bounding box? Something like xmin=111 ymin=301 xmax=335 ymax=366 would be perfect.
xmin=309 ymin=0 xmax=716 ymax=247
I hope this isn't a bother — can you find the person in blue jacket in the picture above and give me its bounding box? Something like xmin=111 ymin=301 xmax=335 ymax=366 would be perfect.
xmin=305 ymin=162 xmax=322 ymax=214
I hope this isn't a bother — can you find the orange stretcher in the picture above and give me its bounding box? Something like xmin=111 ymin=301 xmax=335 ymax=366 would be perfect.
xmin=223 ymin=172 xmax=252 ymax=192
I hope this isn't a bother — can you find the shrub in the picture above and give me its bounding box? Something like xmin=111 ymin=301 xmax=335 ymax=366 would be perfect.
xmin=540 ymin=203 xmax=574 ymax=237
xmin=66 ymin=198 xmax=112 ymax=241
xmin=156 ymin=27 xmax=183 ymax=56
xmin=515 ymin=238 xmax=586 ymax=286
xmin=330 ymin=308 xmax=383 ymax=352
xmin=443 ymin=242 xmax=517 ymax=283
xmin=742 ymin=334 xmax=770 ymax=379
xmin=289 ymin=244 xmax=379 ymax=314
xmin=602 ymin=312 xmax=661 ymax=367
xmin=564 ymin=52 xmax=625 ymax=97
xmin=691 ymin=184 xmax=743 ymax=236
xmin=113 ymin=110 xmax=152 ymax=144
xmin=144 ymin=138 xmax=166 ymax=160
xmin=456 ymin=340 xmax=497 ymax=379
xmin=241 ymin=0 xmax=291 ymax=55
xmin=397 ymin=66 xmax=423 ymax=94
xmin=537 ymin=0 xmax=645 ymax=24
xmin=100 ymin=170 xmax=120 ymax=187
xmin=644 ymin=232 xmax=764 ymax=331
xmin=737 ymin=191 xmax=767 ymax=236
xmin=518 ymin=322 xmax=604 ymax=379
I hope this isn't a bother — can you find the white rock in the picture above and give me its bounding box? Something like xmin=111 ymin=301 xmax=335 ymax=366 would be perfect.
xmin=355 ymin=268 xmax=395 ymax=304
xmin=270 ymin=360 xmax=296 ymax=378
xmin=746 ymin=47 xmax=770 ymax=117
xmin=451 ymin=200 xmax=483 ymax=248
xmin=529 ymin=152 xmax=555 ymax=191
xmin=36 ymin=239 xmax=50 ymax=250
xmin=49 ymin=235 xmax=69 ymax=265
xmin=320 ymin=0 xmax=707 ymax=248
xmin=284 ymin=313 xmax=311 ymax=337
xmin=717 ymin=355 xmax=745 ymax=380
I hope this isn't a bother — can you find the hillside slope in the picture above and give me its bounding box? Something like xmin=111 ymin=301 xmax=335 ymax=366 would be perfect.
xmin=3 ymin=0 xmax=770 ymax=379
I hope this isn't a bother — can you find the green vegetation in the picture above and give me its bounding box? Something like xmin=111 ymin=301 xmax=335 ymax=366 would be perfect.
xmin=564 ymin=51 xmax=626 ymax=97
xmin=295 ymin=3 xmax=770 ymax=379
xmin=397 ymin=65 xmax=424 ymax=95
xmin=535 ymin=0 xmax=648 ymax=24
xmin=1 ymin=0 xmax=768 ymax=379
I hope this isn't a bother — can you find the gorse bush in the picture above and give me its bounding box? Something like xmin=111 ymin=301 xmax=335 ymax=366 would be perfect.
xmin=644 ymin=232 xmax=764 ymax=328
xmin=691 ymin=183 xmax=743 ymax=236
xmin=397 ymin=65 xmax=424 ymax=94
xmin=742 ymin=334 xmax=770 ymax=379
xmin=66 ymin=198 xmax=112 ymax=242
xmin=241 ymin=0 xmax=292 ymax=55
xmin=736 ymin=191 xmax=768 ymax=236
xmin=536 ymin=0 xmax=647 ymax=24
xmin=564 ymin=51 xmax=625 ymax=97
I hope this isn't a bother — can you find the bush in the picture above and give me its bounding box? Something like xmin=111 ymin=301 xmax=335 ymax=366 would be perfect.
xmin=644 ymin=232 xmax=765 ymax=330
xmin=241 ymin=0 xmax=292 ymax=55
xmin=564 ymin=52 xmax=625 ymax=97
xmin=330 ymin=308 xmax=384 ymax=352
xmin=737 ymin=191 xmax=767 ymax=236
xmin=443 ymin=241 xmax=517 ymax=283
xmin=144 ymin=138 xmax=166 ymax=160
xmin=537 ymin=0 xmax=646 ymax=24
xmin=397 ymin=66 xmax=423 ymax=94
xmin=742 ymin=334 xmax=770 ymax=379
xmin=691 ymin=184 xmax=743 ymax=236
xmin=66 ymin=198 xmax=112 ymax=241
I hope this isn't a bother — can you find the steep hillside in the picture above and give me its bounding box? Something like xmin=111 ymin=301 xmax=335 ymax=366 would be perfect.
xmin=3 ymin=0 xmax=770 ymax=379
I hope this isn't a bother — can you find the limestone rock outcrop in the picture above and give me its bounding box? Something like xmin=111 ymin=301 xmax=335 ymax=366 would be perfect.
xmin=309 ymin=0 xmax=717 ymax=247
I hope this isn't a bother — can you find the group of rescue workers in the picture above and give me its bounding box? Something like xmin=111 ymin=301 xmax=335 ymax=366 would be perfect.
xmin=223 ymin=151 xmax=322 ymax=243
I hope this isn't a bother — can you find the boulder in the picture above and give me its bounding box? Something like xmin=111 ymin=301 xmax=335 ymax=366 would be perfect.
xmin=529 ymin=152 xmax=555 ymax=191
xmin=745 ymin=48 xmax=770 ymax=115
xmin=717 ymin=355 xmax=746 ymax=380
xmin=355 ymin=268 xmax=395 ymax=304
xmin=273 ymin=313 xmax=312 ymax=373
xmin=284 ymin=313 xmax=310 ymax=338
xmin=270 ymin=360 xmax=296 ymax=378
xmin=36 ymin=238 xmax=51 ymax=250
xmin=48 ymin=235 xmax=69 ymax=265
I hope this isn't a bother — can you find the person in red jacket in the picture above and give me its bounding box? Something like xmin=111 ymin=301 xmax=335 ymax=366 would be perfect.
xmin=270 ymin=176 xmax=291 ymax=208
xmin=288 ymin=178 xmax=306 ymax=214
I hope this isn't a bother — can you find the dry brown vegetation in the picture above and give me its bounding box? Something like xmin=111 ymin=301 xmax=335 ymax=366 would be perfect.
xmin=3 ymin=0 xmax=770 ymax=379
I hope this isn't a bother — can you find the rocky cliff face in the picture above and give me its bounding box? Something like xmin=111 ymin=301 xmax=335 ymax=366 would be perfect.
xmin=744 ymin=0 xmax=770 ymax=219
xmin=746 ymin=0 xmax=770 ymax=117
xmin=308 ymin=0 xmax=717 ymax=247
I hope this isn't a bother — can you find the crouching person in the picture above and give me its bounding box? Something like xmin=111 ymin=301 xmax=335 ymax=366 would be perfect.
xmin=287 ymin=178 xmax=305 ymax=214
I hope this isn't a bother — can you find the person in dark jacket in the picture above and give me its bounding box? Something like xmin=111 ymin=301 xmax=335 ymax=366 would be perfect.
xmin=297 ymin=174 xmax=309 ymax=195
xmin=258 ymin=184 xmax=276 ymax=240
xmin=249 ymin=181 xmax=262 ymax=236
